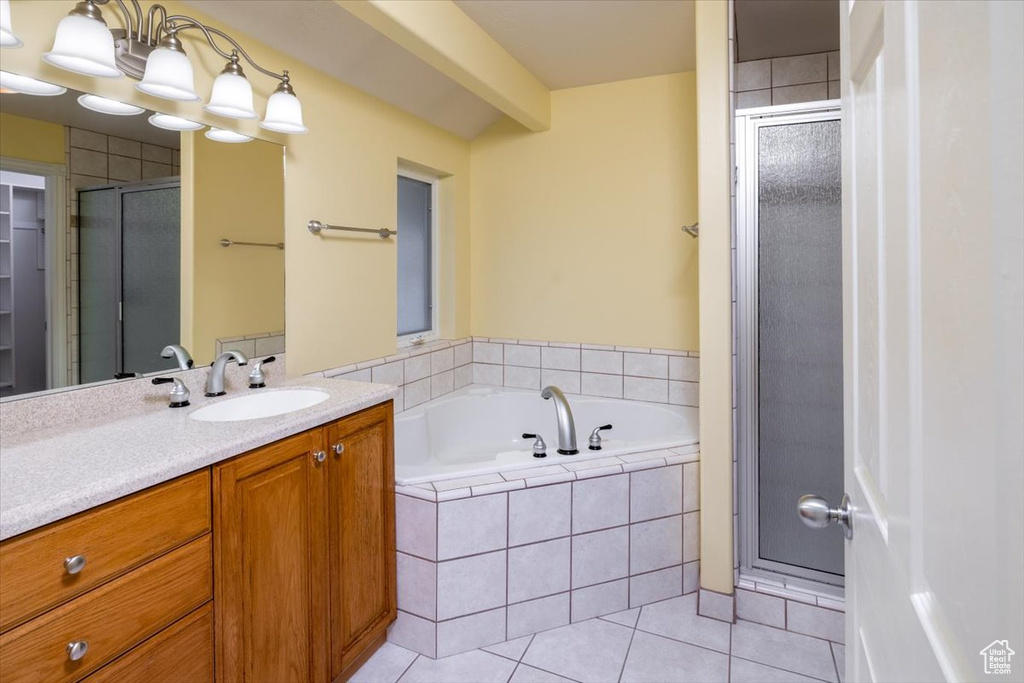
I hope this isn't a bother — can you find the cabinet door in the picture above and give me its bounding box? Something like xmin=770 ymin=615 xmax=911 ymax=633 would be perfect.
xmin=326 ymin=402 xmax=396 ymax=678
xmin=214 ymin=430 xmax=329 ymax=683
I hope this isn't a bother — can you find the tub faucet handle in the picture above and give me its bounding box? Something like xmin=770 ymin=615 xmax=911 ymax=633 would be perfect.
xmin=588 ymin=424 xmax=613 ymax=450
xmin=522 ymin=433 xmax=548 ymax=458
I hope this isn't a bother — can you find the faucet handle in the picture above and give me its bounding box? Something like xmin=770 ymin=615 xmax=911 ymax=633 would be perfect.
xmin=152 ymin=377 xmax=190 ymax=408
xmin=522 ymin=433 xmax=548 ymax=458
xmin=588 ymin=424 xmax=613 ymax=451
xmin=249 ymin=356 xmax=276 ymax=389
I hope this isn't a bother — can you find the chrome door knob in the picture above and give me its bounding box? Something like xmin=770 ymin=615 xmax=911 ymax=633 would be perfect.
xmin=798 ymin=493 xmax=853 ymax=539
xmin=66 ymin=640 xmax=89 ymax=661
xmin=313 ymin=450 xmax=326 ymax=463
xmin=64 ymin=555 xmax=86 ymax=575
xmin=331 ymin=443 xmax=344 ymax=455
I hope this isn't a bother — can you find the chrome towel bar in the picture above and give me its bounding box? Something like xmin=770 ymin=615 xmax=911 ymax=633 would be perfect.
xmin=307 ymin=219 xmax=395 ymax=239
xmin=220 ymin=238 xmax=284 ymax=250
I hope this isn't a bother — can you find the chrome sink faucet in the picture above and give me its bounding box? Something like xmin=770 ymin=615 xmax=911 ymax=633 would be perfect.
xmin=205 ymin=351 xmax=248 ymax=397
xmin=161 ymin=344 xmax=194 ymax=370
xmin=541 ymin=385 xmax=578 ymax=455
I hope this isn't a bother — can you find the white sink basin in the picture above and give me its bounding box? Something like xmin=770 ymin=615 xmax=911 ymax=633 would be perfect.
xmin=189 ymin=389 xmax=330 ymax=422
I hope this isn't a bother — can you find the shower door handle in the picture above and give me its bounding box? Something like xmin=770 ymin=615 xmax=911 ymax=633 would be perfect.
xmin=797 ymin=493 xmax=853 ymax=540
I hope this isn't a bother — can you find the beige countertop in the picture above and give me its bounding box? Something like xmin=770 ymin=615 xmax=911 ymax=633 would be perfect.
xmin=0 ymin=376 xmax=396 ymax=540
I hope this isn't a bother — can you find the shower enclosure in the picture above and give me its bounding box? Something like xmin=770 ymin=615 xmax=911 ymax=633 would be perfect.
xmin=78 ymin=180 xmax=180 ymax=385
xmin=736 ymin=101 xmax=844 ymax=586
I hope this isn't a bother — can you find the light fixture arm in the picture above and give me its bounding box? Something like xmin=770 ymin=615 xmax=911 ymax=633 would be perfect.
xmin=146 ymin=3 xmax=167 ymax=45
xmin=163 ymin=15 xmax=287 ymax=82
xmin=112 ymin=0 xmax=134 ymax=42
xmin=129 ymin=0 xmax=143 ymax=40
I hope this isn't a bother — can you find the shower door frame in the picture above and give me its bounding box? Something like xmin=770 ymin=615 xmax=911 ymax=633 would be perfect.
xmin=736 ymin=100 xmax=844 ymax=588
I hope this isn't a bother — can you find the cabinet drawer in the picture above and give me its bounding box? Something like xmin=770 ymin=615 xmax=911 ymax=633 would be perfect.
xmin=84 ymin=603 xmax=214 ymax=683
xmin=0 ymin=471 xmax=210 ymax=632
xmin=0 ymin=534 xmax=212 ymax=683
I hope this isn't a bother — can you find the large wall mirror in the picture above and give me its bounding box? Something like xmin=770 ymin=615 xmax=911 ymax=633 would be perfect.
xmin=0 ymin=81 xmax=285 ymax=399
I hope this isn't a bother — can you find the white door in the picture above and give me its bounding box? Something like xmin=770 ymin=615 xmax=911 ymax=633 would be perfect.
xmin=840 ymin=1 xmax=1023 ymax=681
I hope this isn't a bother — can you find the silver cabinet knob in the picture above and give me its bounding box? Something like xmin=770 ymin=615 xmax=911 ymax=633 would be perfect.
xmin=332 ymin=443 xmax=344 ymax=455
xmin=66 ymin=640 xmax=89 ymax=661
xmin=64 ymin=555 xmax=86 ymax=575
xmin=798 ymin=493 xmax=853 ymax=539
xmin=313 ymin=450 xmax=326 ymax=463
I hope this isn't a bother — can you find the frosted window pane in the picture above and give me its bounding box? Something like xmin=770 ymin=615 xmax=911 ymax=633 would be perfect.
xmin=122 ymin=186 xmax=180 ymax=375
xmin=756 ymin=120 xmax=844 ymax=576
xmin=397 ymin=176 xmax=432 ymax=336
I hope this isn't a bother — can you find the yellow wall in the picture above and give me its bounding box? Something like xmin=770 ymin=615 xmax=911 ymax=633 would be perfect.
xmin=0 ymin=112 xmax=64 ymax=165
xmin=696 ymin=0 xmax=734 ymax=594
xmin=182 ymin=134 xmax=285 ymax=365
xmin=4 ymin=0 xmax=472 ymax=376
xmin=470 ymin=73 xmax=699 ymax=350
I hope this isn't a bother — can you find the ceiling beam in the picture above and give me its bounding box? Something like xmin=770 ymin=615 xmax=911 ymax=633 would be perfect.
xmin=336 ymin=0 xmax=551 ymax=132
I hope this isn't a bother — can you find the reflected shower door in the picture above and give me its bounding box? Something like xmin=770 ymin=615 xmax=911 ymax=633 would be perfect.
xmin=78 ymin=188 xmax=119 ymax=384
xmin=738 ymin=106 xmax=844 ymax=584
xmin=121 ymin=185 xmax=180 ymax=375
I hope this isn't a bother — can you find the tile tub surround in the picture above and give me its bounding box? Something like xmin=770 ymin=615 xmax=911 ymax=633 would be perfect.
xmin=389 ymin=447 xmax=703 ymax=659
xmin=310 ymin=337 xmax=699 ymax=413
xmin=0 ymin=368 xmax=395 ymax=540
xmin=353 ymin=592 xmax=846 ymax=683
xmin=735 ymin=575 xmax=845 ymax=644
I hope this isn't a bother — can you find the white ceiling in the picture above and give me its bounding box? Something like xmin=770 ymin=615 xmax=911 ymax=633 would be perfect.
xmin=0 ymin=89 xmax=180 ymax=148
xmin=454 ymin=0 xmax=696 ymax=90
xmin=734 ymin=0 xmax=839 ymax=63
xmin=184 ymin=1 xmax=504 ymax=140
xmin=185 ymin=0 xmax=697 ymax=140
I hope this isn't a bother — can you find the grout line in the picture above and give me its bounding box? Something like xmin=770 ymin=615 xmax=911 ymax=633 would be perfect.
xmin=616 ymin=621 xmax=638 ymax=683
xmin=734 ymin=615 xmax=844 ymax=646
xmin=394 ymin=654 xmax=419 ymax=683
xmin=830 ymin=641 xmax=842 ymax=683
xmin=730 ymin=654 xmax=835 ymax=683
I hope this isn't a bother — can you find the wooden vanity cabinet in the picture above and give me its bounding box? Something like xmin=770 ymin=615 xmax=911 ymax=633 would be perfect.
xmin=214 ymin=401 xmax=396 ymax=683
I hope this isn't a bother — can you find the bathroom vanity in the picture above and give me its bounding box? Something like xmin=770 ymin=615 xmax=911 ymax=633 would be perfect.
xmin=0 ymin=377 xmax=396 ymax=683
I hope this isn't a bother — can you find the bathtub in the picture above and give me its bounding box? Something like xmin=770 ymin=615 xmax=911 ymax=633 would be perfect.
xmin=394 ymin=385 xmax=698 ymax=485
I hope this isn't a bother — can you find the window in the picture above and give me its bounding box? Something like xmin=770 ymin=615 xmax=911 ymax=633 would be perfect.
xmin=396 ymin=171 xmax=437 ymax=343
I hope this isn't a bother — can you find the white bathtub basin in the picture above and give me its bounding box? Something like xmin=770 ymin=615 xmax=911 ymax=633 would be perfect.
xmin=395 ymin=385 xmax=698 ymax=484
xmin=189 ymin=388 xmax=330 ymax=422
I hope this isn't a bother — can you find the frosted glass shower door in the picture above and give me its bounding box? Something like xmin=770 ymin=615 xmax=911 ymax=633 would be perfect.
xmin=738 ymin=105 xmax=844 ymax=583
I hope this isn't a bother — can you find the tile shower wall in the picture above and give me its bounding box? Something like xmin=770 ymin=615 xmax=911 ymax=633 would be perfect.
xmin=309 ymin=337 xmax=700 ymax=413
xmin=64 ymin=127 xmax=181 ymax=385
xmin=390 ymin=445 xmax=701 ymax=658
xmin=734 ymin=51 xmax=840 ymax=109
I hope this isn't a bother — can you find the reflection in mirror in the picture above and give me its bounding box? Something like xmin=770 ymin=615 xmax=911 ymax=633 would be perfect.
xmin=0 ymin=81 xmax=284 ymax=399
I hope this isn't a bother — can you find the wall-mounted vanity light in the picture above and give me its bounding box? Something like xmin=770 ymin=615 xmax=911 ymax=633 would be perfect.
xmin=205 ymin=128 xmax=252 ymax=144
xmin=1 ymin=0 xmax=307 ymax=137
xmin=77 ymin=93 xmax=145 ymax=115
xmin=0 ymin=70 xmax=66 ymax=96
xmin=148 ymin=112 xmax=204 ymax=131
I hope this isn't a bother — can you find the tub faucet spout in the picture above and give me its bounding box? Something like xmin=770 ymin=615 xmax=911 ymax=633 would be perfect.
xmin=541 ymin=385 xmax=578 ymax=455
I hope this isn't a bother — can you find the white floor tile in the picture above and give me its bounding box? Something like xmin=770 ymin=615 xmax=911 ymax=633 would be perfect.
xmin=482 ymin=635 xmax=534 ymax=662
xmin=636 ymin=594 xmax=732 ymax=653
xmin=349 ymin=642 xmax=418 ymax=683
xmin=831 ymin=643 xmax=846 ymax=683
xmin=620 ymin=631 xmax=729 ymax=683
xmin=522 ymin=618 xmax=633 ymax=683
xmin=729 ymin=657 xmax=823 ymax=683
xmin=510 ymin=663 xmax=579 ymax=683
xmin=731 ymin=621 xmax=837 ymax=683
xmin=600 ymin=606 xmax=641 ymax=628
xmin=398 ymin=649 xmax=517 ymax=683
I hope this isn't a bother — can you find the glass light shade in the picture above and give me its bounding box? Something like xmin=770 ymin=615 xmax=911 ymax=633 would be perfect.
xmin=203 ymin=72 xmax=257 ymax=119
xmin=149 ymin=113 xmax=204 ymax=132
xmin=260 ymin=90 xmax=307 ymax=134
xmin=0 ymin=0 xmax=23 ymax=48
xmin=78 ymin=94 xmax=144 ymax=116
xmin=0 ymin=71 xmax=66 ymax=96
xmin=136 ymin=47 xmax=199 ymax=101
xmin=205 ymin=128 xmax=252 ymax=144
xmin=43 ymin=13 xmax=122 ymax=78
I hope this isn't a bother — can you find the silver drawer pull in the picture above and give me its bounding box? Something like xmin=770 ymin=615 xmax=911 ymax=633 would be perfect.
xmin=332 ymin=443 xmax=344 ymax=455
xmin=313 ymin=450 xmax=327 ymax=463
xmin=66 ymin=640 xmax=89 ymax=661
xmin=64 ymin=555 xmax=86 ymax=575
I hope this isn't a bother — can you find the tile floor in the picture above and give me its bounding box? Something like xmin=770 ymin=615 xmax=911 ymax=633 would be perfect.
xmin=352 ymin=594 xmax=845 ymax=683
